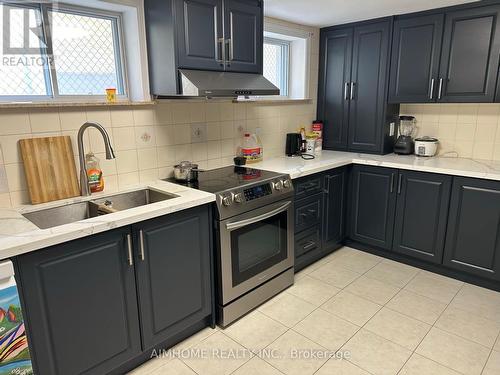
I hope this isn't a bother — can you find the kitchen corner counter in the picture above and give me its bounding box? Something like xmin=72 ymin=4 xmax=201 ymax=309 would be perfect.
xmin=251 ymin=151 xmax=500 ymax=181
xmin=0 ymin=180 xmax=215 ymax=260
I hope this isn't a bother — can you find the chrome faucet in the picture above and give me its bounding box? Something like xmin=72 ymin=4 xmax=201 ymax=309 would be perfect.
xmin=77 ymin=122 xmax=116 ymax=196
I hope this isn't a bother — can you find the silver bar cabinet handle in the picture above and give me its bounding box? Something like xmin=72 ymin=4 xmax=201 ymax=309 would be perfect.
xmin=350 ymin=82 xmax=355 ymax=100
xmin=429 ymin=78 xmax=435 ymax=100
xmin=126 ymin=234 xmax=133 ymax=266
xmin=344 ymin=82 xmax=349 ymax=100
xmin=438 ymin=78 xmax=443 ymax=100
xmin=397 ymin=174 xmax=403 ymax=195
xmin=139 ymin=230 xmax=145 ymax=261
xmin=390 ymin=173 xmax=395 ymax=193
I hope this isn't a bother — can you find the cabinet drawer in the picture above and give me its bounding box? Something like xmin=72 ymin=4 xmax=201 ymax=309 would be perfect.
xmin=295 ymin=175 xmax=323 ymax=198
xmin=295 ymin=226 xmax=321 ymax=258
xmin=295 ymin=193 xmax=322 ymax=233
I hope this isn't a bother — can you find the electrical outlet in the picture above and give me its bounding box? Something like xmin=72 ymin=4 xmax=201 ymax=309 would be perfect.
xmin=191 ymin=123 xmax=207 ymax=143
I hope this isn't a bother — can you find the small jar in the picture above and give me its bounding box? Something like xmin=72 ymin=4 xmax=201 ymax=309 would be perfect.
xmin=305 ymin=134 xmax=317 ymax=155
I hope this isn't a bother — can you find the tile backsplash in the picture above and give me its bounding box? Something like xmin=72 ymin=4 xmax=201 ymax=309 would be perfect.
xmin=400 ymin=103 xmax=500 ymax=161
xmin=0 ymin=101 xmax=316 ymax=208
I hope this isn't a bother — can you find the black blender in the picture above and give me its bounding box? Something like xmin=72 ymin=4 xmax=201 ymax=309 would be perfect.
xmin=394 ymin=116 xmax=416 ymax=155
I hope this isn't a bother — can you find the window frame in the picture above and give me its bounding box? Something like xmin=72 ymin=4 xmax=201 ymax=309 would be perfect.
xmin=0 ymin=2 xmax=128 ymax=102
xmin=263 ymin=36 xmax=290 ymax=97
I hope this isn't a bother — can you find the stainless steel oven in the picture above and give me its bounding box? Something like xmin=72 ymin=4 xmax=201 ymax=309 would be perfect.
xmin=219 ymin=199 xmax=294 ymax=306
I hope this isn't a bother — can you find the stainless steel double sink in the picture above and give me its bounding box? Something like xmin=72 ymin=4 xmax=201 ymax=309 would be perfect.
xmin=22 ymin=189 xmax=178 ymax=229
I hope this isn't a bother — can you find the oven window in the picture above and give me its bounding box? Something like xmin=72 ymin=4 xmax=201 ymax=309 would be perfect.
xmin=231 ymin=210 xmax=288 ymax=287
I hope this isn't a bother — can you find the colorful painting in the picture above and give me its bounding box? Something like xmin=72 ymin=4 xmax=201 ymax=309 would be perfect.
xmin=0 ymin=286 xmax=32 ymax=375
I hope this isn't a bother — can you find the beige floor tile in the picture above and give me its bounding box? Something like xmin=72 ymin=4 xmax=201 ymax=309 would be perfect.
xmin=232 ymin=357 xmax=283 ymax=375
xmin=364 ymin=260 xmax=419 ymax=288
xmin=298 ymin=250 xmax=345 ymax=274
xmin=321 ymin=290 xmax=382 ymax=326
xmin=181 ymin=331 xmax=252 ymax=375
xmin=449 ymin=284 xmax=500 ymax=323
xmin=435 ymin=306 xmax=500 ymax=348
xmin=222 ymin=310 xmax=288 ymax=352
xmin=293 ymin=309 xmax=359 ymax=351
xmin=286 ymin=275 xmax=340 ymax=306
xmin=404 ymin=272 xmax=462 ymax=304
xmin=483 ymin=350 xmax=500 ymax=375
xmin=386 ymin=289 xmax=447 ymax=325
xmin=416 ymin=328 xmax=490 ymax=375
xmin=342 ymin=329 xmax=412 ymax=375
xmin=329 ymin=249 xmax=382 ymax=273
xmin=315 ymin=358 xmax=370 ymax=375
xmin=495 ymin=335 xmax=500 ymax=352
xmin=128 ymin=356 xmax=172 ymax=374
xmin=309 ymin=262 xmax=361 ymax=289
xmin=264 ymin=330 xmax=329 ymax=375
xmin=364 ymin=307 xmax=431 ymax=350
xmin=172 ymin=327 xmax=218 ymax=351
xmin=344 ymin=275 xmax=400 ymax=305
xmin=258 ymin=292 xmax=316 ymax=328
xmin=150 ymin=359 xmax=197 ymax=375
xmin=398 ymin=354 xmax=461 ymax=375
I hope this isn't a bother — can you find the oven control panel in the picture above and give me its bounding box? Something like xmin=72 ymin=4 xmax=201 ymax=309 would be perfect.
xmin=243 ymin=183 xmax=273 ymax=201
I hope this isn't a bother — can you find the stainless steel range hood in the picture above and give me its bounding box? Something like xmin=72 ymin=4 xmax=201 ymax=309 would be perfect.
xmin=178 ymin=69 xmax=280 ymax=97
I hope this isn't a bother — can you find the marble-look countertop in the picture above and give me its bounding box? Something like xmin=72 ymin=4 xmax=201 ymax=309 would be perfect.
xmin=0 ymin=180 xmax=215 ymax=260
xmin=251 ymin=151 xmax=500 ymax=181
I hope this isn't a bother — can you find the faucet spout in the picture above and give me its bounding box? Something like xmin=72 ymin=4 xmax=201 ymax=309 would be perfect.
xmin=77 ymin=122 xmax=115 ymax=196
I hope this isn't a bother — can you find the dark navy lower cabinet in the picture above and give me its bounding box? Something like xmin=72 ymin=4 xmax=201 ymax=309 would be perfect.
xmin=443 ymin=177 xmax=500 ymax=281
xmin=17 ymin=227 xmax=142 ymax=375
xmin=349 ymin=165 xmax=397 ymax=250
xmin=323 ymin=167 xmax=347 ymax=250
xmin=392 ymin=171 xmax=452 ymax=263
xmin=16 ymin=205 xmax=213 ymax=375
xmin=133 ymin=206 xmax=212 ymax=349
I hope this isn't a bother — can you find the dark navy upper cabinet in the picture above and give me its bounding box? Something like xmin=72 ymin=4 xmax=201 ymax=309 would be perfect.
xmin=388 ymin=14 xmax=444 ymax=103
xmin=439 ymin=5 xmax=500 ymax=102
xmin=223 ymin=0 xmax=263 ymax=73
xmin=17 ymin=228 xmax=141 ymax=375
xmin=134 ymin=206 xmax=212 ymax=349
xmin=318 ymin=27 xmax=352 ymax=150
xmin=175 ymin=0 xmax=224 ymax=71
xmin=443 ymin=177 xmax=500 ymax=281
xmin=392 ymin=171 xmax=452 ymax=263
xmin=318 ymin=19 xmax=399 ymax=155
xmin=349 ymin=165 xmax=397 ymax=250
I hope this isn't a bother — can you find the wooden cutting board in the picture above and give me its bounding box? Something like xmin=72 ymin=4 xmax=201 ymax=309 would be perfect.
xmin=20 ymin=136 xmax=80 ymax=204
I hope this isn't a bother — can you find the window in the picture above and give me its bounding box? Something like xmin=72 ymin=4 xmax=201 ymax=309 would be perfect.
xmin=263 ymin=37 xmax=289 ymax=97
xmin=0 ymin=3 xmax=126 ymax=100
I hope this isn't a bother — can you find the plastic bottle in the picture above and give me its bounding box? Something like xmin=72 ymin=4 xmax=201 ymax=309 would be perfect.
xmin=86 ymin=152 xmax=104 ymax=193
xmin=240 ymin=133 xmax=263 ymax=164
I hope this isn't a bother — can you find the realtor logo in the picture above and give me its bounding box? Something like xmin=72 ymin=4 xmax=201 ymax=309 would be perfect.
xmin=2 ymin=3 xmax=46 ymax=55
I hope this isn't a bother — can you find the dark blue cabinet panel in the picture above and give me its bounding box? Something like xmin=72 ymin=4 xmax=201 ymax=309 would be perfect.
xmin=393 ymin=171 xmax=452 ymax=263
xmin=444 ymin=177 xmax=500 ymax=281
xmin=323 ymin=167 xmax=347 ymax=250
xmin=389 ymin=14 xmax=444 ymax=103
xmin=134 ymin=205 xmax=212 ymax=349
xmin=224 ymin=0 xmax=263 ymax=73
xmin=17 ymin=227 xmax=141 ymax=375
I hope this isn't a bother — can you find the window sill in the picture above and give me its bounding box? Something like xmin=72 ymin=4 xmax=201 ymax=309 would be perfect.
xmin=232 ymin=97 xmax=313 ymax=104
xmin=0 ymin=100 xmax=156 ymax=109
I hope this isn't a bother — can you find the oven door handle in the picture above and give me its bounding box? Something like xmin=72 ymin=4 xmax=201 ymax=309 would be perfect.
xmin=225 ymin=201 xmax=291 ymax=231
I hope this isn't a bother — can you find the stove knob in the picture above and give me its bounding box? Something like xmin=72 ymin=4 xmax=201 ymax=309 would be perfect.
xmin=283 ymin=179 xmax=291 ymax=189
xmin=234 ymin=192 xmax=244 ymax=203
xmin=273 ymin=180 xmax=283 ymax=191
xmin=222 ymin=195 xmax=233 ymax=206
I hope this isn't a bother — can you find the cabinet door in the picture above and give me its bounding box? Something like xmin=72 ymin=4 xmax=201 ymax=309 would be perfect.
xmin=393 ymin=171 xmax=452 ymax=263
xmin=439 ymin=5 xmax=500 ymax=102
xmin=349 ymin=165 xmax=397 ymax=250
xmin=389 ymin=14 xmax=444 ymax=103
xmin=175 ymin=0 xmax=224 ymax=71
xmin=323 ymin=168 xmax=347 ymax=250
xmin=17 ymin=228 xmax=141 ymax=375
xmin=443 ymin=177 xmax=500 ymax=280
xmin=134 ymin=205 xmax=212 ymax=349
xmin=223 ymin=0 xmax=263 ymax=73
xmin=295 ymin=193 xmax=323 ymax=233
xmin=318 ymin=27 xmax=352 ymax=150
xmin=348 ymin=21 xmax=391 ymax=153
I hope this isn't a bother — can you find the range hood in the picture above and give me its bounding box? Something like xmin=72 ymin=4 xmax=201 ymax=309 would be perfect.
xmin=177 ymin=69 xmax=280 ymax=98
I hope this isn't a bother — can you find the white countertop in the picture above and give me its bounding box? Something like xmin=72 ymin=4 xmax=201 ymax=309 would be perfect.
xmin=251 ymin=151 xmax=500 ymax=181
xmin=0 ymin=180 xmax=215 ymax=260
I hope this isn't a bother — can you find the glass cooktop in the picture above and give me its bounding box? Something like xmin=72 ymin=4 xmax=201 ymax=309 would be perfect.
xmin=164 ymin=166 xmax=283 ymax=193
